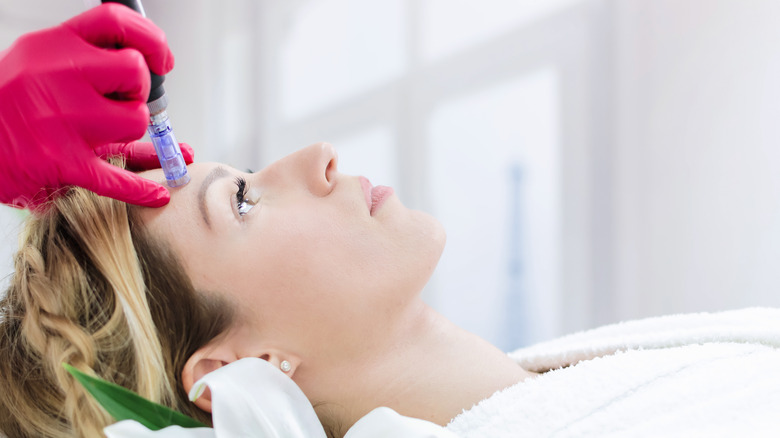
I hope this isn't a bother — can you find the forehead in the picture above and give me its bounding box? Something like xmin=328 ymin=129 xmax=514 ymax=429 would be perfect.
xmin=136 ymin=162 xmax=225 ymax=249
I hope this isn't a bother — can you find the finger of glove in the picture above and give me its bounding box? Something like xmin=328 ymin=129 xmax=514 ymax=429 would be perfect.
xmin=68 ymin=157 xmax=170 ymax=207
xmin=73 ymin=98 xmax=149 ymax=146
xmin=80 ymin=47 xmax=151 ymax=102
xmin=95 ymin=141 xmax=195 ymax=170
xmin=64 ymin=3 xmax=174 ymax=75
xmin=179 ymin=142 xmax=195 ymax=164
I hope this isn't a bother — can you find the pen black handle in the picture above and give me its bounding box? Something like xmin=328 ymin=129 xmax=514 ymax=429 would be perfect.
xmin=101 ymin=0 xmax=166 ymax=103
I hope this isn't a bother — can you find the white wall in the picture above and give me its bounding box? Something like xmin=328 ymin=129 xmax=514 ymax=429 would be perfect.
xmin=613 ymin=0 xmax=780 ymax=319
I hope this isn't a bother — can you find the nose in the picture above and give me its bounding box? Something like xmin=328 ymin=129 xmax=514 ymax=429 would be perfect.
xmin=299 ymin=142 xmax=339 ymax=196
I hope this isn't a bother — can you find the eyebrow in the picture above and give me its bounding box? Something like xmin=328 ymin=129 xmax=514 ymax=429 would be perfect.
xmin=198 ymin=166 xmax=231 ymax=229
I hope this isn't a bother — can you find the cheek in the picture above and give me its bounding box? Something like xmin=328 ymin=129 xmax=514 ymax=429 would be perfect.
xmin=256 ymin=203 xmax=444 ymax=294
xmin=254 ymin=209 xmax=367 ymax=290
xmin=215 ymin=203 xmax=445 ymax=325
xmin=222 ymin=209 xmax=380 ymax=324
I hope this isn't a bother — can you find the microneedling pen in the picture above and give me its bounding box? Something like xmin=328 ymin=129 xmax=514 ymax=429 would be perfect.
xmin=100 ymin=0 xmax=190 ymax=187
xmin=146 ymin=95 xmax=189 ymax=187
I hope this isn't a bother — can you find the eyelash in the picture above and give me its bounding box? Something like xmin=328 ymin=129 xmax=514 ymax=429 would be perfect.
xmin=234 ymin=177 xmax=251 ymax=216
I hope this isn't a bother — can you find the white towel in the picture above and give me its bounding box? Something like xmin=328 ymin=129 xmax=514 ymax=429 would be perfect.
xmin=446 ymin=308 xmax=780 ymax=437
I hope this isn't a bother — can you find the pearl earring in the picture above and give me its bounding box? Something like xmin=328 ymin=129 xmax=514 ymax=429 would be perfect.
xmin=280 ymin=360 xmax=292 ymax=373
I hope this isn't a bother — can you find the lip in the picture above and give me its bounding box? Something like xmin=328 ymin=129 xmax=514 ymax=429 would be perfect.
xmin=358 ymin=176 xmax=394 ymax=216
xmin=359 ymin=176 xmax=373 ymax=212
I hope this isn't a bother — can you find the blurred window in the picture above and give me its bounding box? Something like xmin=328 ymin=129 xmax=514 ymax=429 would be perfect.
xmin=280 ymin=0 xmax=408 ymax=120
xmin=421 ymin=0 xmax=586 ymax=61
xmin=428 ymin=69 xmax=561 ymax=349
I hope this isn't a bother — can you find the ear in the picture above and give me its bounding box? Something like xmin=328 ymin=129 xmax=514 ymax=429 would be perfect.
xmin=181 ymin=343 xmax=236 ymax=413
xmin=182 ymin=343 xmax=301 ymax=413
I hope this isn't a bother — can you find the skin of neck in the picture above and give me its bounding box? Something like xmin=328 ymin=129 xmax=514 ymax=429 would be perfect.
xmin=309 ymin=299 xmax=534 ymax=436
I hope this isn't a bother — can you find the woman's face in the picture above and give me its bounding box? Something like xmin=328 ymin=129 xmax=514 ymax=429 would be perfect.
xmin=138 ymin=143 xmax=445 ymax=372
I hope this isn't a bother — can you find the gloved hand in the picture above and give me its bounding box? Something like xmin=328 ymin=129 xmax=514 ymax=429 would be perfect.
xmin=0 ymin=3 xmax=190 ymax=210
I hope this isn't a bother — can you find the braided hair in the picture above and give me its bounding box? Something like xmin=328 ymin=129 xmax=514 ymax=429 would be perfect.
xmin=0 ymin=171 xmax=234 ymax=437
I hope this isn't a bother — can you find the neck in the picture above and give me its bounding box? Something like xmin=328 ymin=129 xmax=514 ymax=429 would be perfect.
xmin=324 ymin=301 xmax=533 ymax=435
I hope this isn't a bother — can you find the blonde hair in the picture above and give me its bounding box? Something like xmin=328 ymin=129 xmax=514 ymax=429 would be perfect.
xmin=0 ymin=181 xmax=233 ymax=437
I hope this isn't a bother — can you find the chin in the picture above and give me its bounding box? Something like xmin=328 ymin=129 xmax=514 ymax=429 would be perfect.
xmin=387 ymin=206 xmax=447 ymax=287
xmin=427 ymin=218 xmax=447 ymax=263
xmin=410 ymin=210 xmax=447 ymax=279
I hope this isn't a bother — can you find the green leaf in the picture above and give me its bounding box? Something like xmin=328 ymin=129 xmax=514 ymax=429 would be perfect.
xmin=63 ymin=363 xmax=207 ymax=430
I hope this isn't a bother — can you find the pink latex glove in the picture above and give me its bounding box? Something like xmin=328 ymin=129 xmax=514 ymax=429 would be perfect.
xmin=0 ymin=3 xmax=192 ymax=210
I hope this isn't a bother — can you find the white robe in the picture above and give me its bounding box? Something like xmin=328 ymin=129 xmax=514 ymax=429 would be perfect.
xmin=446 ymin=307 xmax=780 ymax=437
